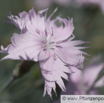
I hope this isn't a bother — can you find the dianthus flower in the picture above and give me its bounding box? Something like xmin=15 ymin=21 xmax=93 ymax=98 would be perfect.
xmin=0 ymin=8 xmax=87 ymax=98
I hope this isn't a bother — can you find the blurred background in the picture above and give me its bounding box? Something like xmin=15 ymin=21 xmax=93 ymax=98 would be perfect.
xmin=0 ymin=0 xmax=104 ymax=103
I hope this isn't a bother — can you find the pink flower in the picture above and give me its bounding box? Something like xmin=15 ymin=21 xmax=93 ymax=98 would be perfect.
xmin=0 ymin=8 xmax=87 ymax=98
xmin=70 ymin=55 xmax=104 ymax=95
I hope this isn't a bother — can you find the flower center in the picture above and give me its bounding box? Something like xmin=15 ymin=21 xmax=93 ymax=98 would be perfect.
xmin=41 ymin=40 xmax=55 ymax=50
xmin=40 ymin=28 xmax=55 ymax=50
xmin=41 ymin=41 xmax=48 ymax=48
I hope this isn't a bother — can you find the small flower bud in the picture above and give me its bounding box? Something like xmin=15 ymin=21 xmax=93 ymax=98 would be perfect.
xmin=13 ymin=61 xmax=36 ymax=78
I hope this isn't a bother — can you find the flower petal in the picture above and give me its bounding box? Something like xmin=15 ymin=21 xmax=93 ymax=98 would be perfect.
xmin=53 ymin=17 xmax=74 ymax=41
xmin=40 ymin=55 xmax=70 ymax=97
xmin=70 ymin=66 xmax=82 ymax=84
xmin=54 ymin=38 xmax=86 ymax=66
xmin=83 ymin=63 xmax=104 ymax=87
xmin=54 ymin=47 xmax=85 ymax=66
xmin=1 ymin=32 xmax=41 ymax=61
xmin=8 ymin=11 xmax=29 ymax=30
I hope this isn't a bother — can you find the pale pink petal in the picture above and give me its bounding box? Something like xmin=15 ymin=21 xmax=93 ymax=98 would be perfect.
xmin=8 ymin=11 xmax=29 ymax=30
xmin=53 ymin=37 xmax=86 ymax=66
xmin=53 ymin=17 xmax=74 ymax=41
xmin=29 ymin=8 xmax=36 ymax=20
xmin=1 ymin=32 xmax=41 ymax=61
xmin=54 ymin=47 xmax=85 ymax=66
xmin=0 ymin=45 xmax=8 ymax=54
xmin=70 ymin=66 xmax=82 ymax=84
xmin=40 ymin=55 xmax=70 ymax=97
xmin=83 ymin=63 xmax=104 ymax=87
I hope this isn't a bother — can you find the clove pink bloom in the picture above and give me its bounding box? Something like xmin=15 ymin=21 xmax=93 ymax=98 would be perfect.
xmin=70 ymin=56 xmax=104 ymax=95
xmin=0 ymin=8 xmax=87 ymax=98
